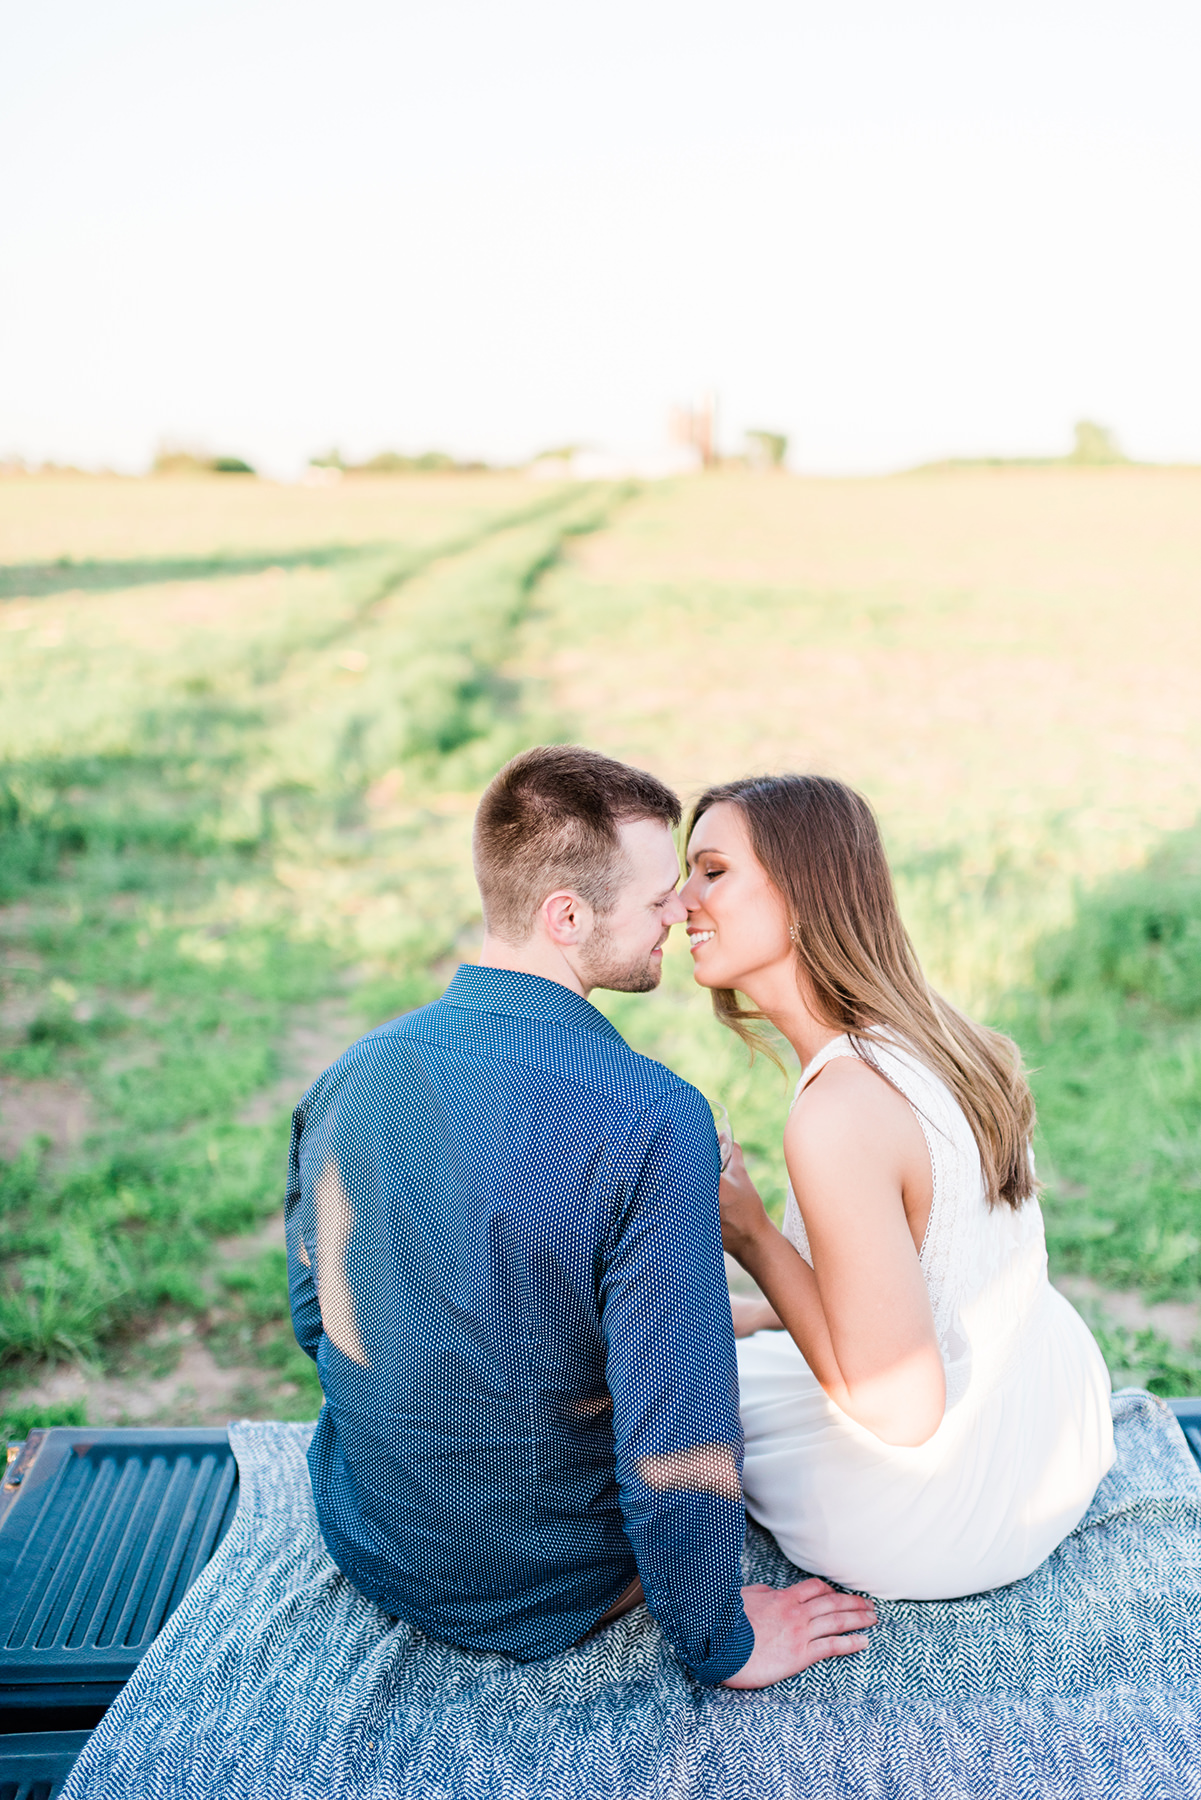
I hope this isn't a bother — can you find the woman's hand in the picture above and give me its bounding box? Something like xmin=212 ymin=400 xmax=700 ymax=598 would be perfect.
xmin=730 ymin=1294 xmax=783 ymax=1337
xmin=719 ymin=1143 xmax=772 ymax=1261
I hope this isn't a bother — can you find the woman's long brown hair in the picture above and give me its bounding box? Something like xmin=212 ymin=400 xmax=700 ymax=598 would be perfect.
xmin=690 ymin=775 xmax=1036 ymax=1209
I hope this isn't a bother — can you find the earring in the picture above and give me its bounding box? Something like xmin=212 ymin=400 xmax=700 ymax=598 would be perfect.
xmin=788 ymin=922 xmax=800 ymax=946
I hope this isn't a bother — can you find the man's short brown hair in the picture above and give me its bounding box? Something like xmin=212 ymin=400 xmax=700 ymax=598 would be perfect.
xmin=473 ymin=745 xmax=681 ymax=943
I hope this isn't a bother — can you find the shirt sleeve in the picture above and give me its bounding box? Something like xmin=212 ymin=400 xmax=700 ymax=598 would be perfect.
xmin=286 ymin=1095 xmax=323 ymax=1361
xmin=599 ymin=1084 xmax=755 ymax=1685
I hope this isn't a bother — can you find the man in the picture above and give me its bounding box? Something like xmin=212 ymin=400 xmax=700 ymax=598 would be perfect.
xmin=287 ymin=745 xmax=875 ymax=1687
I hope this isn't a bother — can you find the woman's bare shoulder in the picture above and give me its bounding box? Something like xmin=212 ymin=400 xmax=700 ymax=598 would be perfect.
xmin=785 ymin=1052 xmax=920 ymax=1163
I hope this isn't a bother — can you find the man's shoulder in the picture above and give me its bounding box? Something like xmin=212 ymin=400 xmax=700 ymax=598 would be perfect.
xmin=394 ymin=993 xmax=699 ymax=1110
xmin=298 ymin=992 xmax=703 ymax=1122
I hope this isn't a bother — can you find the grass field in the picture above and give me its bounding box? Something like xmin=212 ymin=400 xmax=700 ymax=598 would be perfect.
xmin=3 ymin=467 xmax=1201 ymax=1433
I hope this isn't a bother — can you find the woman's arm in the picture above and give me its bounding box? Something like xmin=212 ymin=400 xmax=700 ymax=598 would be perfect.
xmin=721 ymin=1060 xmax=945 ymax=1447
xmin=719 ymin=1155 xmax=851 ymax=1396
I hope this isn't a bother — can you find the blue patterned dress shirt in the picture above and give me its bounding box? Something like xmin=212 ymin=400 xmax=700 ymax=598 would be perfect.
xmin=286 ymin=963 xmax=754 ymax=1684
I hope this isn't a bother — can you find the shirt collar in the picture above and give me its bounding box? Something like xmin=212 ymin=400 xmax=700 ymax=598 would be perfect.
xmin=441 ymin=963 xmax=626 ymax=1042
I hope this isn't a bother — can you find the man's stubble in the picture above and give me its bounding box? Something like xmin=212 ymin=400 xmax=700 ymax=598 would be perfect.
xmin=578 ymin=917 xmax=665 ymax=995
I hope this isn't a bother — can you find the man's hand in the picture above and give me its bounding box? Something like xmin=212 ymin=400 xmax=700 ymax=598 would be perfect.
xmin=722 ymin=1579 xmax=877 ymax=1689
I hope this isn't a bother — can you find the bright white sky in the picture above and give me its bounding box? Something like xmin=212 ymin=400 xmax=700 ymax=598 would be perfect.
xmin=2 ymin=0 xmax=1199 ymax=475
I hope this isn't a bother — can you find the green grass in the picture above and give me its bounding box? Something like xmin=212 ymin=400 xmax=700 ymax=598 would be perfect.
xmin=0 ymin=1397 xmax=88 ymax=1440
xmin=207 ymin=1249 xmax=325 ymax=1422
xmin=1012 ymin=828 xmax=1201 ymax=1302
xmin=2 ymin=469 xmax=1200 ymax=1424
xmin=0 ymin=481 xmax=627 ymax=1411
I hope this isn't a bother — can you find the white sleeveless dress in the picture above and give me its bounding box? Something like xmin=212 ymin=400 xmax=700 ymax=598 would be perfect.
xmin=736 ymin=1033 xmax=1115 ymax=1600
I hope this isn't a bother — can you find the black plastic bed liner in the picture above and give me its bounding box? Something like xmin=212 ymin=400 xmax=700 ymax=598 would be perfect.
xmin=0 ymin=1728 xmax=91 ymax=1800
xmin=3 ymin=1406 xmax=1201 ymax=1799
xmin=0 ymin=1426 xmax=238 ymax=1796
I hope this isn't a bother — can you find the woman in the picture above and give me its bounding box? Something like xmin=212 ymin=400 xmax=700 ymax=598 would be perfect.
xmin=681 ymin=774 xmax=1114 ymax=1601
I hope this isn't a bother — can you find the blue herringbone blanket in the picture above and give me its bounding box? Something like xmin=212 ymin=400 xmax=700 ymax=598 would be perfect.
xmin=62 ymin=1391 xmax=1201 ymax=1800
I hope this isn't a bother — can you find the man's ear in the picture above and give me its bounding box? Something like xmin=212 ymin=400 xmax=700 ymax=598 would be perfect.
xmin=541 ymin=889 xmax=593 ymax=947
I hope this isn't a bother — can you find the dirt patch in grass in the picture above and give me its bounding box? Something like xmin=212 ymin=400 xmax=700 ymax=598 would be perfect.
xmin=2 ymin=1328 xmax=275 ymax=1428
xmin=0 ymin=1076 xmax=92 ymax=1160
xmin=236 ymin=996 xmax=361 ymax=1127
xmin=1055 ymin=1274 xmax=1201 ymax=1353
xmin=6 ymin=1268 xmax=1197 ymax=1435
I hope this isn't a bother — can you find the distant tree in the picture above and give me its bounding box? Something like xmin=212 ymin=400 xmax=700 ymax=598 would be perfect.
xmin=346 ymin=449 xmax=486 ymax=475
xmin=1069 ymin=421 xmax=1126 ymax=465
xmin=153 ymin=445 xmax=210 ymax=475
xmin=355 ymin=451 xmax=411 ymax=473
xmin=746 ymin=429 xmax=788 ymax=470
xmin=153 ymin=442 xmax=255 ymax=476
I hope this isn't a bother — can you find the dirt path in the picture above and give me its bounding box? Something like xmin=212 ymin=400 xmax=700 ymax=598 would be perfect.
xmin=11 ymin=1263 xmax=1196 ymax=1433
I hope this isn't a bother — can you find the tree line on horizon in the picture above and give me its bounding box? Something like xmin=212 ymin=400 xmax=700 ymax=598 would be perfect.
xmin=0 ymin=420 xmax=1167 ymax=482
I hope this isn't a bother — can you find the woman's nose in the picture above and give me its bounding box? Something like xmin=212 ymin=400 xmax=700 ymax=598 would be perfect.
xmin=662 ymin=889 xmax=688 ymax=926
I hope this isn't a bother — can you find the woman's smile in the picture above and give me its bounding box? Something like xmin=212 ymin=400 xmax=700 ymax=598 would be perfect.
xmin=681 ymin=801 xmax=797 ymax=993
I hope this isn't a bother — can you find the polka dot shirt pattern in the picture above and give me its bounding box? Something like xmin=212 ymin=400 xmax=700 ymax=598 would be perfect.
xmin=286 ymin=964 xmax=754 ymax=1685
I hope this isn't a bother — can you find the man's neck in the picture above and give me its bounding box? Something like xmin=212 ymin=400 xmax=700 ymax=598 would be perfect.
xmin=477 ymin=934 xmax=591 ymax=999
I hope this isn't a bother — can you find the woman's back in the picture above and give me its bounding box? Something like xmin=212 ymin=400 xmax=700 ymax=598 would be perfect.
xmin=783 ymin=1034 xmax=1049 ymax=1413
xmin=739 ymin=1033 xmax=1115 ymax=1599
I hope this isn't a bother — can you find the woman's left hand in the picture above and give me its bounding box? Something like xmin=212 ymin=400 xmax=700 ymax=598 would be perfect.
xmin=719 ymin=1144 xmax=772 ymax=1261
